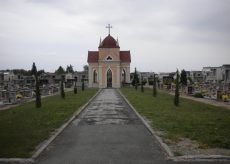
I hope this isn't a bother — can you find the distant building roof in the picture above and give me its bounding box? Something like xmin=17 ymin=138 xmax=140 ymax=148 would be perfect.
xmin=222 ymin=64 xmax=230 ymax=68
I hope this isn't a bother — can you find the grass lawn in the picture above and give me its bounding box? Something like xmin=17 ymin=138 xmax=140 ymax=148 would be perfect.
xmin=121 ymin=87 xmax=230 ymax=149
xmin=0 ymin=88 xmax=97 ymax=158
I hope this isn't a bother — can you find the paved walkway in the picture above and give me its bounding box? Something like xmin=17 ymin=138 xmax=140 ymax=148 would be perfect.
xmin=35 ymin=89 xmax=228 ymax=164
xmin=166 ymin=90 xmax=230 ymax=110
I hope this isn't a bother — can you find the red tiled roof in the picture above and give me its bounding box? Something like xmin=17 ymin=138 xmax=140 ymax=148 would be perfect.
xmin=87 ymin=51 xmax=99 ymax=63
xmin=99 ymin=34 xmax=120 ymax=48
xmin=120 ymin=51 xmax=131 ymax=62
xmin=87 ymin=50 xmax=131 ymax=63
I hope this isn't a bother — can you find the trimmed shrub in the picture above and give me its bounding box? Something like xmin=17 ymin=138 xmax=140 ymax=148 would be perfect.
xmin=194 ymin=93 xmax=203 ymax=98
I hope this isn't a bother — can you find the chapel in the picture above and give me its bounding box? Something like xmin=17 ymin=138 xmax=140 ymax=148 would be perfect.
xmin=87 ymin=25 xmax=131 ymax=88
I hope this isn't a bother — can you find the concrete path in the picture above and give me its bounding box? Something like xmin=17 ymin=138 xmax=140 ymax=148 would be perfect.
xmin=167 ymin=91 xmax=230 ymax=110
xmin=35 ymin=89 xmax=228 ymax=164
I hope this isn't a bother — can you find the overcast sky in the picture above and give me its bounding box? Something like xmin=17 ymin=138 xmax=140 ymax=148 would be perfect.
xmin=0 ymin=0 xmax=230 ymax=73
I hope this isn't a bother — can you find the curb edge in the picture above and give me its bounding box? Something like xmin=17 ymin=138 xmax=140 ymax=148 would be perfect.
xmin=0 ymin=89 xmax=101 ymax=164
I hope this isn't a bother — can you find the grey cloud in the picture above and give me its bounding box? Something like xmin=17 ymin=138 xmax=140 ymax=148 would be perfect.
xmin=0 ymin=0 xmax=230 ymax=72
xmin=171 ymin=0 xmax=230 ymax=32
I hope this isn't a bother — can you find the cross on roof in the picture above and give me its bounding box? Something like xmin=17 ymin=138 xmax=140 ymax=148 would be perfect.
xmin=106 ymin=24 xmax=112 ymax=35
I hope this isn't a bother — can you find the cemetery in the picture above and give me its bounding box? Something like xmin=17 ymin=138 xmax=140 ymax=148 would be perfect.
xmin=0 ymin=67 xmax=88 ymax=108
xmin=1 ymin=0 xmax=230 ymax=162
xmin=132 ymin=64 xmax=230 ymax=103
xmin=0 ymin=26 xmax=229 ymax=163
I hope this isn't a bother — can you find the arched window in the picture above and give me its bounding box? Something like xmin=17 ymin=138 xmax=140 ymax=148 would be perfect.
xmin=122 ymin=69 xmax=126 ymax=82
xmin=93 ymin=70 xmax=97 ymax=83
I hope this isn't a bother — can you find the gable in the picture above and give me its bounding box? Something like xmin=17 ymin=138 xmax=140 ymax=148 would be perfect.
xmin=87 ymin=51 xmax=99 ymax=63
xmin=120 ymin=51 xmax=131 ymax=62
xmin=88 ymin=50 xmax=131 ymax=63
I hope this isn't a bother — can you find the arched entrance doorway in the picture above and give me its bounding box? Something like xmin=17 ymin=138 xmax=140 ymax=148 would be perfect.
xmin=107 ymin=69 xmax=112 ymax=88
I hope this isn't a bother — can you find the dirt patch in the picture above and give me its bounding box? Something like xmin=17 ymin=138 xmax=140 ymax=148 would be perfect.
xmin=140 ymin=111 xmax=230 ymax=157
xmin=164 ymin=137 xmax=230 ymax=156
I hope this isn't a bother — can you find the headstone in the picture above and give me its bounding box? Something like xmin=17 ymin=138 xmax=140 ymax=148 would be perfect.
xmin=188 ymin=86 xmax=193 ymax=95
xmin=217 ymin=90 xmax=222 ymax=100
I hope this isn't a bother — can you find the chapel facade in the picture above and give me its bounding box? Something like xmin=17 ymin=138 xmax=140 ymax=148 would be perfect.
xmin=87 ymin=34 xmax=131 ymax=88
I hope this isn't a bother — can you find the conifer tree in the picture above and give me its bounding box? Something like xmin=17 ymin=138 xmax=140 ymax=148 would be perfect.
xmin=141 ymin=76 xmax=144 ymax=92
xmin=82 ymin=78 xmax=85 ymax=91
xmin=153 ymin=74 xmax=157 ymax=97
xmin=74 ymin=77 xmax=77 ymax=94
xmin=60 ymin=75 xmax=65 ymax=99
xmin=174 ymin=69 xmax=180 ymax=106
xmin=66 ymin=65 xmax=74 ymax=73
xmin=180 ymin=69 xmax=187 ymax=94
xmin=31 ymin=62 xmax=41 ymax=108
xmin=134 ymin=67 xmax=138 ymax=90
xmin=180 ymin=69 xmax=187 ymax=86
xmin=55 ymin=66 xmax=65 ymax=75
